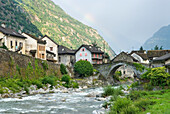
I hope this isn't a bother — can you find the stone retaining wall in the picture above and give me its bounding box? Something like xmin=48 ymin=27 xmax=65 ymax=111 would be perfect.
xmin=0 ymin=49 xmax=62 ymax=78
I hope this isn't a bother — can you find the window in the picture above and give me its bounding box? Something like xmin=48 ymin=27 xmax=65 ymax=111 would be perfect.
xmin=93 ymin=54 xmax=95 ymax=58
xmin=97 ymin=54 xmax=99 ymax=58
xmin=50 ymin=47 xmax=53 ymax=51
xmin=10 ymin=41 xmax=13 ymax=48
xmin=39 ymin=45 xmax=45 ymax=51
xmin=19 ymin=42 xmax=23 ymax=48
xmin=85 ymin=53 xmax=87 ymax=56
xmin=59 ymin=57 xmax=61 ymax=62
xmin=80 ymin=53 xmax=82 ymax=56
xmin=42 ymin=54 xmax=45 ymax=59
xmin=15 ymin=41 xmax=17 ymax=50
xmin=86 ymin=59 xmax=88 ymax=61
xmin=82 ymin=48 xmax=85 ymax=51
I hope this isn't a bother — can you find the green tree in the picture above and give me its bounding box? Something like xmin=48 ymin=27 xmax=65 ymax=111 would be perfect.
xmin=141 ymin=67 xmax=170 ymax=86
xmin=60 ymin=64 xmax=67 ymax=75
xmin=160 ymin=46 xmax=163 ymax=50
xmin=139 ymin=46 xmax=144 ymax=51
xmin=74 ymin=60 xmax=93 ymax=77
xmin=154 ymin=45 xmax=159 ymax=50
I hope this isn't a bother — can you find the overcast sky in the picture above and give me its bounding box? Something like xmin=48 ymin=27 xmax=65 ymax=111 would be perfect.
xmin=52 ymin=0 xmax=170 ymax=53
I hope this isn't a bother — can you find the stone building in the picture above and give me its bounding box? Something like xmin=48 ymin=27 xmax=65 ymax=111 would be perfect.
xmin=23 ymin=33 xmax=46 ymax=60
xmin=152 ymin=53 xmax=170 ymax=73
xmin=58 ymin=45 xmax=75 ymax=67
xmin=75 ymin=45 xmax=104 ymax=64
xmin=130 ymin=50 xmax=149 ymax=64
xmin=0 ymin=23 xmax=26 ymax=54
xmin=42 ymin=35 xmax=58 ymax=63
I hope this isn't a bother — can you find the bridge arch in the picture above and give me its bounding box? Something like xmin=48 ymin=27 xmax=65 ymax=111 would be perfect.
xmin=107 ymin=62 xmax=138 ymax=78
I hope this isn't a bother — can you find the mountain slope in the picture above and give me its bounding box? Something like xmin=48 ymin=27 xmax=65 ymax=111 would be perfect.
xmin=0 ymin=0 xmax=115 ymax=58
xmin=143 ymin=25 xmax=170 ymax=50
xmin=0 ymin=0 xmax=42 ymax=36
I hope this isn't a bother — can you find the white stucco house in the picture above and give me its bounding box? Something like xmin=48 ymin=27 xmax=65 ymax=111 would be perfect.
xmin=75 ymin=45 xmax=104 ymax=64
xmin=42 ymin=35 xmax=58 ymax=63
xmin=130 ymin=50 xmax=149 ymax=64
xmin=0 ymin=23 xmax=26 ymax=54
xmin=23 ymin=33 xmax=47 ymax=60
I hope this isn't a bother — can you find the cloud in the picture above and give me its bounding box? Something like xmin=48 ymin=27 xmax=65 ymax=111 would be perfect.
xmin=52 ymin=0 xmax=170 ymax=53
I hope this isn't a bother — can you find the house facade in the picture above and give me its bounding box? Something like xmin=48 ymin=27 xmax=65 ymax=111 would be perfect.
xmin=23 ymin=33 xmax=46 ymax=60
xmin=130 ymin=51 xmax=149 ymax=64
xmin=75 ymin=45 xmax=104 ymax=64
xmin=58 ymin=45 xmax=75 ymax=67
xmin=0 ymin=24 xmax=26 ymax=54
xmin=42 ymin=35 xmax=58 ymax=63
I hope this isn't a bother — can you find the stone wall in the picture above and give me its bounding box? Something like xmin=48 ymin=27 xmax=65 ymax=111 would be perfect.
xmin=0 ymin=49 xmax=62 ymax=78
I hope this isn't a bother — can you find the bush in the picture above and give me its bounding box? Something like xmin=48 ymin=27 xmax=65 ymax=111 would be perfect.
xmin=71 ymin=81 xmax=79 ymax=88
xmin=32 ymin=80 xmax=43 ymax=89
xmin=42 ymin=61 xmax=48 ymax=70
xmin=61 ymin=75 xmax=71 ymax=84
xmin=141 ymin=67 xmax=170 ymax=86
xmin=42 ymin=76 xmax=57 ymax=86
xmin=60 ymin=64 xmax=67 ymax=75
xmin=74 ymin=60 xmax=93 ymax=77
xmin=133 ymin=63 xmax=145 ymax=72
xmin=103 ymin=86 xmax=124 ymax=97
xmin=113 ymin=71 xmax=122 ymax=81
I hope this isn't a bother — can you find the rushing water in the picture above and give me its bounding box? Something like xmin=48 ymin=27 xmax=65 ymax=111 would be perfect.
xmin=0 ymin=88 xmax=105 ymax=114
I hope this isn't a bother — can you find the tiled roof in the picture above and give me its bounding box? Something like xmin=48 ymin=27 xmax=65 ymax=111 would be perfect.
xmin=147 ymin=50 xmax=170 ymax=58
xmin=76 ymin=44 xmax=104 ymax=54
xmin=0 ymin=26 xmax=26 ymax=39
xmin=58 ymin=45 xmax=75 ymax=55
xmin=24 ymin=33 xmax=46 ymax=44
xmin=135 ymin=53 xmax=148 ymax=60
xmin=153 ymin=53 xmax=170 ymax=61
xmin=129 ymin=50 xmax=146 ymax=55
xmin=42 ymin=35 xmax=58 ymax=46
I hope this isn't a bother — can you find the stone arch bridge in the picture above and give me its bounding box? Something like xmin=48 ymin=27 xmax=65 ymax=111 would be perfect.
xmin=93 ymin=52 xmax=149 ymax=83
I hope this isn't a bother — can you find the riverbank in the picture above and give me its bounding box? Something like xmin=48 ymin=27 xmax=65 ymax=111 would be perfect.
xmin=0 ymin=75 xmax=107 ymax=99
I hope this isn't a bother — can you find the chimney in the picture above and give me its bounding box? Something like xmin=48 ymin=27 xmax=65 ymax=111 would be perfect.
xmin=1 ymin=23 xmax=6 ymax=28
xmin=18 ymin=30 xmax=22 ymax=34
xmin=39 ymin=36 xmax=42 ymax=39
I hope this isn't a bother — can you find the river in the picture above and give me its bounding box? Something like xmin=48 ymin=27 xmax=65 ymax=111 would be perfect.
xmin=0 ymin=87 xmax=106 ymax=114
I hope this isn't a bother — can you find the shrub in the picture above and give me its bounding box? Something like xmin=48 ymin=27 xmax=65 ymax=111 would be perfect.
xmin=113 ymin=71 xmax=122 ymax=81
xmin=42 ymin=60 xmax=48 ymax=70
xmin=32 ymin=80 xmax=43 ymax=89
xmin=103 ymin=86 xmax=124 ymax=97
xmin=133 ymin=63 xmax=145 ymax=72
xmin=71 ymin=81 xmax=79 ymax=88
xmin=60 ymin=64 xmax=67 ymax=75
xmin=74 ymin=60 xmax=93 ymax=77
xmin=61 ymin=75 xmax=71 ymax=84
xmin=42 ymin=76 xmax=57 ymax=86
xmin=141 ymin=67 xmax=170 ymax=86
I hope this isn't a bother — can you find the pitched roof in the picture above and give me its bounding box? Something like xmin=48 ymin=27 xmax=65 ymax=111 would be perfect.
xmin=147 ymin=50 xmax=170 ymax=58
xmin=135 ymin=53 xmax=148 ymax=60
xmin=129 ymin=50 xmax=146 ymax=55
xmin=76 ymin=44 xmax=104 ymax=54
xmin=0 ymin=26 xmax=26 ymax=39
xmin=24 ymin=33 xmax=46 ymax=44
xmin=112 ymin=51 xmax=138 ymax=62
xmin=42 ymin=35 xmax=58 ymax=45
xmin=58 ymin=45 xmax=75 ymax=55
xmin=153 ymin=53 xmax=170 ymax=61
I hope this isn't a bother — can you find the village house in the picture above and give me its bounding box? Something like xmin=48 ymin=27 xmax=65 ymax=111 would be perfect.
xmin=0 ymin=23 xmax=26 ymax=54
xmin=103 ymin=53 xmax=110 ymax=64
xmin=75 ymin=45 xmax=104 ymax=64
xmin=152 ymin=53 xmax=170 ymax=73
xmin=41 ymin=35 xmax=58 ymax=63
xmin=130 ymin=50 xmax=149 ymax=64
xmin=58 ymin=45 xmax=75 ymax=67
xmin=22 ymin=33 xmax=46 ymax=60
